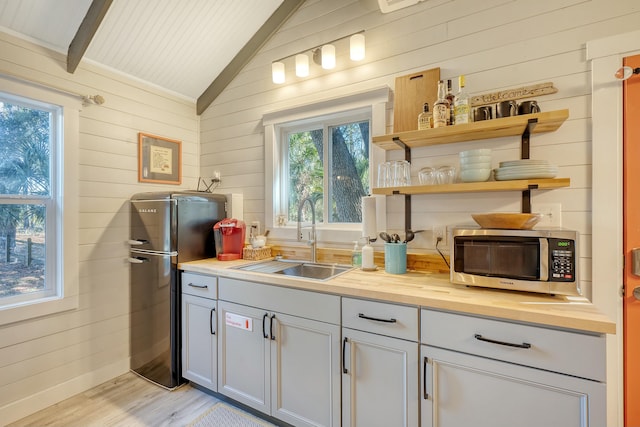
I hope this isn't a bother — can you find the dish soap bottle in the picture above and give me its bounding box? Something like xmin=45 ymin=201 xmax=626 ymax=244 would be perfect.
xmin=351 ymin=240 xmax=362 ymax=267
xmin=361 ymin=237 xmax=375 ymax=270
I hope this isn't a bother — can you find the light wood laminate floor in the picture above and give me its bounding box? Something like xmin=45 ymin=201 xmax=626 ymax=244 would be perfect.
xmin=8 ymin=372 xmax=220 ymax=427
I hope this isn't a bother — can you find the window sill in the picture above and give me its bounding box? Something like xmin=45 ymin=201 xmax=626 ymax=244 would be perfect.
xmin=0 ymin=294 xmax=78 ymax=326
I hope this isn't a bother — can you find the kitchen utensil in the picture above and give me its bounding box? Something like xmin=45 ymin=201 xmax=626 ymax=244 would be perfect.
xmin=471 ymin=213 xmax=544 ymax=230
xmin=393 ymin=67 xmax=440 ymax=132
xmin=404 ymin=230 xmax=415 ymax=243
xmin=379 ymin=232 xmax=391 ymax=243
xmin=391 ymin=233 xmax=401 ymax=243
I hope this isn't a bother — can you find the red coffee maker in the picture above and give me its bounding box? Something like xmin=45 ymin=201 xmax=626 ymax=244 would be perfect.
xmin=213 ymin=218 xmax=246 ymax=260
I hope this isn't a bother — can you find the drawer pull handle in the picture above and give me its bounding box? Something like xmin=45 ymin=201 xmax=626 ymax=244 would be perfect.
xmin=270 ymin=314 xmax=276 ymax=340
xmin=187 ymin=283 xmax=208 ymax=289
xmin=342 ymin=337 xmax=349 ymax=374
xmin=474 ymin=334 xmax=531 ymax=349
xmin=358 ymin=313 xmax=397 ymax=323
xmin=262 ymin=313 xmax=269 ymax=339
xmin=423 ymin=356 xmax=429 ymax=400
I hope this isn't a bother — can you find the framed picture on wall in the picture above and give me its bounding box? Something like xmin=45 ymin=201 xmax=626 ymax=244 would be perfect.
xmin=138 ymin=132 xmax=182 ymax=184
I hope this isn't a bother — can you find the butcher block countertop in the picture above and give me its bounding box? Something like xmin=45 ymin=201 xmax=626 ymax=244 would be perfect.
xmin=179 ymin=258 xmax=616 ymax=335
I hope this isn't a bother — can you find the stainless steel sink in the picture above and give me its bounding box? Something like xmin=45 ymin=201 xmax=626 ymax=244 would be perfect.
xmin=234 ymin=259 xmax=352 ymax=281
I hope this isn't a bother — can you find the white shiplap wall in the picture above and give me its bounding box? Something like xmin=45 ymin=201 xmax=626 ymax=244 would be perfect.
xmin=201 ymin=1 xmax=635 ymax=424
xmin=0 ymin=31 xmax=201 ymax=423
xmin=200 ymin=0 xmax=639 ymax=303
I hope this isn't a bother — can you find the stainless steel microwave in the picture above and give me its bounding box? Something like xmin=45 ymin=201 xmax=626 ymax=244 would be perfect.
xmin=450 ymin=227 xmax=579 ymax=296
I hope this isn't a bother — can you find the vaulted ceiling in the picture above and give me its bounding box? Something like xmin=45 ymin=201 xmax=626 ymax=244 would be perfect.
xmin=0 ymin=0 xmax=305 ymax=113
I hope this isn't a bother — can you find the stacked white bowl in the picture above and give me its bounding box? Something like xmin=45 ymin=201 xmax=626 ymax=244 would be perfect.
xmin=459 ymin=148 xmax=492 ymax=182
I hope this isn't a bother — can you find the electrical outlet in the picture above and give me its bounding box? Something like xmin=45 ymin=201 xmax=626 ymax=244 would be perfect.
xmin=533 ymin=203 xmax=562 ymax=227
xmin=432 ymin=226 xmax=447 ymax=247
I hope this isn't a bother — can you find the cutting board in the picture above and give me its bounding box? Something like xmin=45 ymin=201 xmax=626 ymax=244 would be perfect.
xmin=393 ymin=67 xmax=440 ymax=133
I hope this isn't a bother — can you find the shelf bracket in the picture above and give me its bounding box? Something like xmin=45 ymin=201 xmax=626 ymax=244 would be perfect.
xmin=521 ymin=118 xmax=538 ymax=159
xmin=522 ymin=184 xmax=538 ymax=213
xmin=392 ymin=137 xmax=412 ymax=231
xmin=520 ymin=119 xmax=539 ymax=212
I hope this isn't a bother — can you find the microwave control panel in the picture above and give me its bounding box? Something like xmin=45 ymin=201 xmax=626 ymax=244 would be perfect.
xmin=549 ymin=238 xmax=575 ymax=281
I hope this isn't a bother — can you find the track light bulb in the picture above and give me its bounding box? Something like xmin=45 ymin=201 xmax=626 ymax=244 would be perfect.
xmin=272 ymin=62 xmax=285 ymax=84
xmin=295 ymin=54 xmax=309 ymax=77
xmin=321 ymin=44 xmax=336 ymax=69
xmin=350 ymin=34 xmax=365 ymax=61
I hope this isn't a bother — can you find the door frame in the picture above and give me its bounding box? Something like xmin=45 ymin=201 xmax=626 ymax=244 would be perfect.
xmin=587 ymin=29 xmax=640 ymax=426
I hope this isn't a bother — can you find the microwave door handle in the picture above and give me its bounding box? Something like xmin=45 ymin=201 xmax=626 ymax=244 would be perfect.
xmin=539 ymin=238 xmax=549 ymax=281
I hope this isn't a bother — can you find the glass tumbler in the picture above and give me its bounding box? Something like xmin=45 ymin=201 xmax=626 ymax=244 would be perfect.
xmin=377 ymin=162 xmax=390 ymax=187
xmin=401 ymin=160 xmax=411 ymax=186
xmin=390 ymin=160 xmax=403 ymax=186
xmin=418 ymin=167 xmax=436 ymax=185
xmin=436 ymin=165 xmax=456 ymax=184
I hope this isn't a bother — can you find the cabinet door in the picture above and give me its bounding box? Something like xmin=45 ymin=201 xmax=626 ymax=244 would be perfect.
xmin=342 ymin=328 xmax=419 ymax=427
xmin=217 ymin=301 xmax=271 ymax=413
xmin=271 ymin=312 xmax=341 ymax=427
xmin=181 ymin=294 xmax=216 ymax=390
xmin=420 ymin=345 xmax=606 ymax=427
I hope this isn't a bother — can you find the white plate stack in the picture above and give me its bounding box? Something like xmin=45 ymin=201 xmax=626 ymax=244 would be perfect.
xmin=494 ymin=159 xmax=558 ymax=181
xmin=459 ymin=148 xmax=492 ymax=182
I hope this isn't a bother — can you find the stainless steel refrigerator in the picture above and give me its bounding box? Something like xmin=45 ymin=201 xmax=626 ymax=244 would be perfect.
xmin=128 ymin=191 xmax=226 ymax=389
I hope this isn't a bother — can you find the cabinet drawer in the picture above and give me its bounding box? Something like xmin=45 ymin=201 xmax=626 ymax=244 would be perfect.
xmin=181 ymin=272 xmax=217 ymax=299
xmin=421 ymin=309 xmax=605 ymax=382
xmin=343 ymin=298 xmax=418 ymax=341
xmin=219 ymin=277 xmax=340 ymax=324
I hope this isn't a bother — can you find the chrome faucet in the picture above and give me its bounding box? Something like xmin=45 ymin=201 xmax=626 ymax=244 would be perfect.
xmin=297 ymin=196 xmax=317 ymax=263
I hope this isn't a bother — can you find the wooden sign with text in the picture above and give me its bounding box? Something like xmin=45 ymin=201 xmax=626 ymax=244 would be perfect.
xmin=470 ymin=82 xmax=558 ymax=107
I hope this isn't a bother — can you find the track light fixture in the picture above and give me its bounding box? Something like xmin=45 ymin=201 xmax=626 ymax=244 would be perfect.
xmin=271 ymin=30 xmax=365 ymax=84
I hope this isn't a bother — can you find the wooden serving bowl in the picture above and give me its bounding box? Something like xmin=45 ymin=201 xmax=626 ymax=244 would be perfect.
xmin=471 ymin=213 xmax=544 ymax=230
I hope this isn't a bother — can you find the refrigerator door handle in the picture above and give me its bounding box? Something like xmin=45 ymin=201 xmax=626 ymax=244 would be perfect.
xmin=128 ymin=256 xmax=148 ymax=264
xmin=128 ymin=239 xmax=147 ymax=245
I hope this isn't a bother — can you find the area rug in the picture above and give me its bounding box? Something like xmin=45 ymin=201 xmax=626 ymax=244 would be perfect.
xmin=188 ymin=401 xmax=278 ymax=427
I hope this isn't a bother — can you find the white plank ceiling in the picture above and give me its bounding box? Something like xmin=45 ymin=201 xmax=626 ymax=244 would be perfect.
xmin=0 ymin=0 xmax=283 ymax=100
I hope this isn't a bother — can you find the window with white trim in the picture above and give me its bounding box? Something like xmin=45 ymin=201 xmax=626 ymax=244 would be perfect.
xmin=277 ymin=108 xmax=371 ymax=226
xmin=263 ymin=87 xmax=389 ymax=240
xmin=0 ymin=93 xmax=59 ymax=306
xmin=0 ymin=77 xmax=79 ymax=324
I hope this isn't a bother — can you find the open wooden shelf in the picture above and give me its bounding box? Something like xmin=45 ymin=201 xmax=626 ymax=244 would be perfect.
xmin=372 ymin=109 xmax=569 ymax=151
xmin=371 ymin=178 xmax=570 ymax=196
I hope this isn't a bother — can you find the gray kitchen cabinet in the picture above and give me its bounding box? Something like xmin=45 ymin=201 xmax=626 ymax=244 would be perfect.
xmin=181 ymin=272 xmax=218 ymax=391
xmin=341 ymin=298 xmax=419 ymax=427
xmin=218 ymin=278 xmax=341 ymax=427
xmin=420 ymin=308 xmax=606 ymax=427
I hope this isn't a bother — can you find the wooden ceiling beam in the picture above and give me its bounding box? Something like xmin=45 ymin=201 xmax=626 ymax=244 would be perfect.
xmin=67 ymin=0 xmax=113 ymax=73
xmin=196 ymin=0 xmax=304 ymax=115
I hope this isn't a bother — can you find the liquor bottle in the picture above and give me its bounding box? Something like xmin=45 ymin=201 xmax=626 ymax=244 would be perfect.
xmin=418 ymin=102 xmax=432 ymax=130
xmin=454 ymin=75 xmax=471 ymax=125
xmin=433 ymin=80 xmax=450 ymax=128
xmin=446 ymin=79 xmax=455 ymax=125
